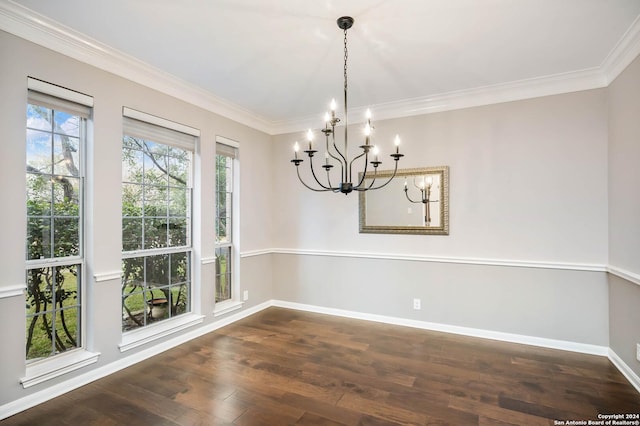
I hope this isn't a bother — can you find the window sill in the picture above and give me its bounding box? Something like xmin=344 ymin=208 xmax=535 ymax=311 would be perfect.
xmin=213 ymin=300 xmax=244 ymax=317
xmin=21 ymin=349 xmax=100 ymax=389
xmin=119 ymin=313 xmax=205 ymax=353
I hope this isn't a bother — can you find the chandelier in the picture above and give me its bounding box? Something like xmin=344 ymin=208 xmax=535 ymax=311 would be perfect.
xmin=291 ymin=16 xmax=404 ymax=194
xmin=404 ymin=176 xmax=438 ymax=226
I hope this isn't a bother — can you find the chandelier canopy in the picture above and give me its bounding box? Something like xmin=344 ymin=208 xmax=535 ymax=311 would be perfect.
xmin=291 ymin=16 xmax=404 ymax=195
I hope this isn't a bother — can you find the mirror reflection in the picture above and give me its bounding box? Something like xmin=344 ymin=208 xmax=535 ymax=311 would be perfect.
xmin=359 ymin=166 xmax=449 ymax=235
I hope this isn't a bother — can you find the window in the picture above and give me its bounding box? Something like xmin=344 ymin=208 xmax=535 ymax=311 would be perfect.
xmin=25 ymin=80 xmax=91 ymax=362
xmin=121 ymin=109 xmax=197 ymax=332
xmin=215 ymin=140 xmax=238 ymax=304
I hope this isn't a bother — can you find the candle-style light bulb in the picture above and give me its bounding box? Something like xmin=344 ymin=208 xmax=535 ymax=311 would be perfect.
xmin=294 ymin=141 xmax=299 ymax=159
xmin=372 ymin=146 xmax=379 ymax=162
xmin=324 ymin=112 xmax=331 ymax=129
xmin=330 ymin=99 xmax=337 ymax=118
xmin=426 ymin=176 xmax=433 ymax=187
xmin=404 ymin=177 xmax=408 ymax=189
xmin=366 ymin=108 xmax=372 ymax=123
xmin=394 ymin=134 xmax=401 ymax=154
xmin=325 ymin=151 xmax=329 ymax=165
xmin=307 ymin=129 xmax=313 ymax=150
xmin=364 ymin=122 xmax=371 ymax=146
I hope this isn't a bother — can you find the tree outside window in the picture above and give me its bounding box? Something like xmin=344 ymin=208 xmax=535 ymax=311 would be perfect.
xmin=25 ymin=102 xmax=84 ymax=361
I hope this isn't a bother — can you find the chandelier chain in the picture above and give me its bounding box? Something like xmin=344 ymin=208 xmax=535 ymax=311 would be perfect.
xmin=343 ymin=28 xmax=348 ymax=95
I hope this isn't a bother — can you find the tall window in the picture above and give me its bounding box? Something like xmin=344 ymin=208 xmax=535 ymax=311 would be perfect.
xmin=215 ymin=141 xmax=237 ymax=303
xmin=121 ymin=109 xmax=197 ymax=331
xmin=25 ymin=80 xmax=91 ymax=361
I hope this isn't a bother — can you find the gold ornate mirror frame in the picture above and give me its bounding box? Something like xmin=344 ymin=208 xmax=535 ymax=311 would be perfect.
xmin=359 ymin=166 xmax=449 ymax=235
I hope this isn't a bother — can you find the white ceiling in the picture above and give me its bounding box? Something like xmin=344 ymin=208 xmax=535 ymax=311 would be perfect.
xmin=4 ymin=0 xmax=640 ymax=133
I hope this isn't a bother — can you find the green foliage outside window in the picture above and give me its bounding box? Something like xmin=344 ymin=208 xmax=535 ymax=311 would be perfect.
xmin=121 ymin=136 xmax=191 ymax=331
xmin=25 ymin=104 xmax=82 ymax=361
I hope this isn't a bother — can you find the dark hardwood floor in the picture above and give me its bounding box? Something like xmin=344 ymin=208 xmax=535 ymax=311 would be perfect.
xmin=4 ymin=307 xmax=640 ymax=425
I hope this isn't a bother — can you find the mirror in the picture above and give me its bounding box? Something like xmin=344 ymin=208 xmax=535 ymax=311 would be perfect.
xmin=359 ymin=166 xmax=449 ymax=235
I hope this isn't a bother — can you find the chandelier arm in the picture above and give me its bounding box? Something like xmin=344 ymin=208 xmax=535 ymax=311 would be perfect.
xmin=404 ymin=188 xmax=421 ymax=204
xmin=296 ymin=167 xmax=333 ymax=192
xmin=308 ymin=155 xmax=335 ymax=191
xmin=354 ymin=174 xmax=378 ymax=191
xmin=326 ymin=132 xmax=346 ymax=179
xmin=353 ymin=164 xmax=378 ymax=192
xmin=348 ymin=151 xmax=367 ymax=182
xmin=363 ymin=160 xmax=400 ymax=191
xmin=330 ymin=130 xmax=348 ymax=181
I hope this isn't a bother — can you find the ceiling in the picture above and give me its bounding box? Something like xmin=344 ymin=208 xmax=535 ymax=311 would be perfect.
xmin=4 ymin=0 xmax=640 ymax=133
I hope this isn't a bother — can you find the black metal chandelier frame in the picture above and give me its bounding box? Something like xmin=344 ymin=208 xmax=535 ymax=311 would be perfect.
xmin=291 ymin=16 xmax=404 ymax=195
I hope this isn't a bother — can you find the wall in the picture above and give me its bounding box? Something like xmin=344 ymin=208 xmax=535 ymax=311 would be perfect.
xmin=607 ymin=55 xmax=640 ymax=378
xmin=272 ymin=88 xmax=610 ymax=347
xmin=0 ymin=30 xmax=273 ymax=409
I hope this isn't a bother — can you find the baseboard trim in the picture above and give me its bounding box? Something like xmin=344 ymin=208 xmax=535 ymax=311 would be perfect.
xmin=608 ymin=348 xmax=640 ymax=394
xmin=271 ymin=300 xmax=609 ymax=356
xmin=0 ymin=300 xmax=272 ymax=421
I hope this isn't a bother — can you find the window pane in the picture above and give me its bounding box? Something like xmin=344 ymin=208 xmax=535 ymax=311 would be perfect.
xmin=143 ymin=185 xmax=167 ymax=217
xmin=27 ymin=104 xmax=52 ymax=131
xmin=146 ymin=254 xmax=169 ymax=288
xmin=53 ymin=218 xmax=80 ymax=257
xmin=170 ymin=284 xmax=189 ymax=316
xmin=27 ymin=217 xmax=51 ymax=260
xmin=122 ymin=147 xmax=144 ymax=183
xmin=122 ymin=289 xmax=147 ymax=331
xmin=54 ymin=110 xmax=80 ymax=137
xmin=144 ymin=217 xmax=168 ymax=249
xmin=122 ymin=218 xmax=143 ymax=251
xmin=168 ymin=154 xmax=189 ymax=187
xmin=26 ymin=129 xmax=52 ymax=174
xmin=169 ymin=187 xmax=188 ymax=217
xmin=143 ymin=150 xmax=168 ymax=185
xmin=215 ymin=246 xmax=231 ymax=303
xmin=122 ymin=183 xmax=143 ymax=217
xmin=52 ymin=177 xmax=80 ymax=216
xmin=27 ymin=174 xmax=52 ymax=216
xmin=170 ymin=252 xmax=189 ymax=284
xmin=25 ymin=264 xmax=80 ymax=361
xmin=168 ymin=218 xmax=187 ymax=246
xmin=53 ymin=135 xmax=80 ymax=176
xmin=54 ymin=306 xmax=80 ymax=355
xmin=122 ymin=257 xmax=144 ymax=287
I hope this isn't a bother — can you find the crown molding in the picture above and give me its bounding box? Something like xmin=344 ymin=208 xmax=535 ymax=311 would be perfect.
xmin=1 ymin=0 xmax=639 ymax=136
xmin=271 ymin=67 xmax=607 ymax=134
xmin=0 ymin=0 xmax=275 ymax=134
xmin=602 ymin=14 xmax=640 ymax=84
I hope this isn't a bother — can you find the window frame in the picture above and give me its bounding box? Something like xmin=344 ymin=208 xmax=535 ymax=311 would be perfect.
xmin=214 ymin=136 xmax=241 ymax=316
xmin=22 ymin=78 xmax=99 ymax=388
xmin=120 ymin=108 xmax=201 ymax=340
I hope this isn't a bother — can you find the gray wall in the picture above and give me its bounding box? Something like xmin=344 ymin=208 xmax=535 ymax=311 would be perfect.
xmin=608 ymin=55 xmax=640 ymax=377
xmin=272 ymin=88 xmax=610 ymax=347
xmin=0 ymin=30 xmax=274 ymax=406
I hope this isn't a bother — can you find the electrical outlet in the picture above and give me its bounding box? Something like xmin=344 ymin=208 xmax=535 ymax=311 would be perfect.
xmin=243 ymin=290 xmax=249 ymax=301
xmin=636 ymin=343 xmax=640 ymax=362
xmin=413 ymin=298 xmax=421 ymax=310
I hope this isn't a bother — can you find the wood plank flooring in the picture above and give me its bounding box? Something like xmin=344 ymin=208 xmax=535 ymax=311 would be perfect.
xmin=3 ymin=307 xmax=640 ymax=425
